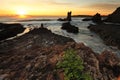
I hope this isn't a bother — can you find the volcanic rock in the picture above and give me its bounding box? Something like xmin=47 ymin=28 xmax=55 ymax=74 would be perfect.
xmin=66 ymin=11 xmax=72 ymax=21
xmin=105 ymin=7 xmax=120 ymax=23
xmin=92 ymin=13 xmax=102 ymax=23
xmin=0 ymin=27 xmax=120 ymax=80
xmin=0 ymin=23 xmax=25 ymax=41
xmin=82 ymin=13 xmax=102 ymax=23
xmin=58 ymin=11 xmax=72 ymax=21
xmin=88 ymin=24 xmax=120 ymax=49
xmin=61 ymin=22 xmax=79 ymax=33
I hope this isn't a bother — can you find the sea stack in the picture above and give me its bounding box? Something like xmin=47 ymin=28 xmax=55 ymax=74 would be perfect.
xmin=105 ymin=7 xmax=120 ymax=23
xmin=57 ymin=11 xmax=72 ymax=21
xmin=66 ymin=11 xmax=72 ymax=21
xmin=92 ymin=13 xmax=102 ymax=23
xmin=60 ymin=11 xmax=79 ymax=33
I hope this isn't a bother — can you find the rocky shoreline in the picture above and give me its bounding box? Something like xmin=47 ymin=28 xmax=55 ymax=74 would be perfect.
xmin=0 ymin=26 xmax=120 ymax=80
xmin=88 ymin=24 xmax=120 ymax=50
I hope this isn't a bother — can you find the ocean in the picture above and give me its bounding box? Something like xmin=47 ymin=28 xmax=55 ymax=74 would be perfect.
xmin=0 ymin=16 xmax=120 ymax=55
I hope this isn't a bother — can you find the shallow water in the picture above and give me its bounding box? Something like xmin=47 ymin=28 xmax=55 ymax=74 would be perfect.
xmin=1 ymin=16 xmax=120 ymax=55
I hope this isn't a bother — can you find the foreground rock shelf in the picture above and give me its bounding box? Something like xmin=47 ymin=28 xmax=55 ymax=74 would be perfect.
xmin=0 ymin=27 xmax=120 ymax=80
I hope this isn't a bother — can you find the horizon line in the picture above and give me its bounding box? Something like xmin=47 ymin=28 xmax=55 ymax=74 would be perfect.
xmin=0 ymin=14 xmax=108 ymax=17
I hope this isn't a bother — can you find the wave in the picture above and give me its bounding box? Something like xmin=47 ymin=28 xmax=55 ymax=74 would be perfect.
xmin=16 ymin=19 xmax=56 ymax=22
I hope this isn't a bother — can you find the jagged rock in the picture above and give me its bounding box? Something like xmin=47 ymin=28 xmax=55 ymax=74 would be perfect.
xmin=112 ymin=64 xmax=120 ymax=77
xmin=25 ymin=63 xmax=32 ymax=71
xmin=98 ymin=50 xmax=120 ymax=79
xmin=58 ymin=11 xmax=72 ymax=21
xmin=82 ymin=13 xmax=102 ymax=23
xmin=0 ymin=27 xmax=74 ymax=53
xmin=0 ymin=74 xmax=9 ymax=80
xmin=105 ymin=7 xmax=120 ymax=23
xmin=61 ymin=22 xmax=79 ymax=33
xmin=0 ymin=27 xmax=120 ymax=80
xmin=92 ymin=13 xmax=102 ymax=23
xmin=0 ymin=23 xmax=25 ymax=41
xmin=88 ymin=24 xmax=120 ymax=49
xmin=98 ymin=50 xmax=120 ymax=66
xmin=66 ymin=11 xmax=72 ymax=21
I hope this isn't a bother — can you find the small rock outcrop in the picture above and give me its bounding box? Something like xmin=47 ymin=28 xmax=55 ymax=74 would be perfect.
xmin=82 ymin=13 xmax=102 ymax=23
xmin=105 ymin=7 xmax=120 ymax=23
xmin=61 ymin=22 xmax=79 ymax=33
xmin=57 ymin=18 xmax=65 ymax=21
xmin=92 ymin=13 xmax=102 ymax=23
xmin=0 ymin=23 xmax=25 ymax=41
xmin=82 ymin=18 xmax=91 ymax=21
xmin=58 ymin=11 xmax=72 ymax=21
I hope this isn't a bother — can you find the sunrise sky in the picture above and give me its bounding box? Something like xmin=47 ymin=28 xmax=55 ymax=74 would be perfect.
xmin=0 ymin=0 xmax=120 ymax=16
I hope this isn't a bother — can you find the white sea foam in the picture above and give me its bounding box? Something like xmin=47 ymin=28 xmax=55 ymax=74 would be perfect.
xmin=0 ymin=16 xmax=120 ymax=56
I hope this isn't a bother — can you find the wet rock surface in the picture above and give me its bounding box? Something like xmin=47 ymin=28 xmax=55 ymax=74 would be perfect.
xmin=88 ymin=24 xmax=120 ymax=49
xmin=0 ymin=27 xmax=120 ymax=80
xmin=0 ymin=23 xmax=25 ymax=41
xmin=61 ymin=22 xmax=79 ymax=33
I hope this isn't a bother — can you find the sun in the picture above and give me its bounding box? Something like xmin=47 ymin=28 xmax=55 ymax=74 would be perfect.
xmin=17 ymin=10 xmax=26 ymax=15
xmin=16 ymin=9 xmax=28 ymax=18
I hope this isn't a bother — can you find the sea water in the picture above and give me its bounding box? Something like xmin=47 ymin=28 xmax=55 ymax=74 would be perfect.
xmin=0 ymin=16 xmax=120 ymax=55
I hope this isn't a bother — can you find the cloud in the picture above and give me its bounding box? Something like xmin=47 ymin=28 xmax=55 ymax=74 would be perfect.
xmin=36 ymin=0 xmax=73 ymax=6
xmin=87 ymin=3 xmax=120 ymax=10
xmin=49 ymin=1 xmax=72 ymax=5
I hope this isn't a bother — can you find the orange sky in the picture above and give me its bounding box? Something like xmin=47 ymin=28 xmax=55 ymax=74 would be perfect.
xmin=0 ymin=0 xmax=120 ymax=16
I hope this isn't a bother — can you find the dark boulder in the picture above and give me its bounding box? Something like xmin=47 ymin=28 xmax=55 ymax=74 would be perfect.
xmin=61 ymin=22 xmax=79 ymax=33
xmin=0 ymin=23 xmax=6 ymax=30
xmin=92 ymin=13 xmax=102 ymax=23
xmin=82 ymin=13 xmax=102 ymax=23
xmin=82 ymin=18 xmax=91 ymax=21
xmin=105 ymin=7 xmax=120 ymax=23
xmin=0 ymin=23 xmax=25 ymax=41
xmin=57 ymin=18 xmax=66 ymax=21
